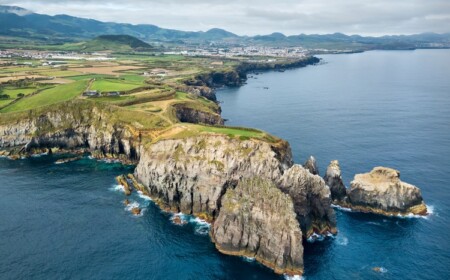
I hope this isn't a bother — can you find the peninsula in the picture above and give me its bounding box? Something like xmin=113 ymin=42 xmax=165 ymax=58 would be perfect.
xmin=0 ymin=34 xmax=428 ymax=276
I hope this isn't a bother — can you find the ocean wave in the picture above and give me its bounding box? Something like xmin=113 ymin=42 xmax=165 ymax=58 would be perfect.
xmin=31 ymin=153 xmax=48 ymax=157
xmin=307 ymin=232 xmax=334 ymax=243
xmin=137 ymin=191 xmax=153 ymax=201
xmin=395 ymin=204 xmax=434 ymax=220
xmin=109 ymin=184 xmax=125 ymax=193
xmin=189 ymin=216 xmax=211 ymax=235
xmin=170 ymin=212 xmax=189 ymax=225
xmin=242 ymin=256 xmax=255 ymax=262
xmin=284 ymin=274 xmax=305 ymax=280
xmin=125 ymin=201 xmax=140 ymax=211
xmin=331 ymin=204 xmax=352 ymax=212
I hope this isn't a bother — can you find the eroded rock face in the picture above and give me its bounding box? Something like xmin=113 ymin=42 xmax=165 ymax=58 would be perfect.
xmin=278 ymin=164 xmax=337 ymax=236
xmin=304 ymin=156 xmax=319 ymax=175
xmin=211 ymin=178 xmax=303 ymax=276
xmin=346 ymin=167 xmax=427 ymax=215
xmin=173 ymin=103 xmax=224 ymax=125
xmin=0 ymin=104 xmax=141 ymax=162
xmin=134 ymin=135 xmax=336 ymax=237
xmin=324 ymin=160 xmax=347 ymax=202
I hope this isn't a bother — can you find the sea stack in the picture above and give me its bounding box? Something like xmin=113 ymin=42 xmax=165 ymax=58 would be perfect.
xmin=304 ymin=156 xmax=319 ymax=175
xmin=324 ymin=160 xmax=347 ymax=202
xmin=211 ymin=178 xmax=303 ymax=276
xmin=347 ymin=167 xmax=427 ymax=216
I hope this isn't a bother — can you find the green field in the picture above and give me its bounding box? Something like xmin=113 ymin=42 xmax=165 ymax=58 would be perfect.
xmin=2 ymin=87 xmax=38 ymax=98
xmin=90 ymin=79 xmax=142 ymax=92
xmin=1 ymin=80 xmax=88 ymax=113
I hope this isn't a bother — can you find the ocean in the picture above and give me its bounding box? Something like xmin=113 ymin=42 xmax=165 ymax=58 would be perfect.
xmin=1 ymin=49 xmax=449 ymax=279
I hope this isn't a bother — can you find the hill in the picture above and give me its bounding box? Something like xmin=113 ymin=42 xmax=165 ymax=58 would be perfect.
xmin=72 ymin=35 xmax=153 ymax=52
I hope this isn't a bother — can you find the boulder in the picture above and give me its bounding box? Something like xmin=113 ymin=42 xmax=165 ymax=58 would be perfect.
xmin=211 ymin=178 xmax=303 ymax=276
xmin=347 ymin=167 xmax=427 ymax=216
xmin=324 ymin=160 xmax=347 ymax=202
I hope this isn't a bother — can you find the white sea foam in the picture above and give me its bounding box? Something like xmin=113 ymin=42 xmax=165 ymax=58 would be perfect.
xmin=109 ymin=184 xmax=125 ymax=193
xmin=125 ymin=201 xmax=140 ymax=212
xmin=137 ymin=191 xmax=153 ymax=201
xmin=242 ymin=256 xmax=255 ymax=262
xmin=31 ymin=153 xmax=48 ymax=157
xmin=284 ymin=274 xmax=305 ymax=280
xmin=336 ymin=235 xmax=349 ymax=246
xmin=189 ymin=217 xmax=211 ymax=235
xmin=170 ymin=212 xmax=188 ymax=225
xmin=367 ymin=221 xmax=382 ymax=226
xmin=395 ymin=205 xmax=434 ymax=220
xmin=331 ymin=204 xmax=352 ymax=212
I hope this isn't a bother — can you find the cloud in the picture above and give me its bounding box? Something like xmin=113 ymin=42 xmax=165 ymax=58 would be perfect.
xmin=0 ymin=0 xmax=449 ymax=35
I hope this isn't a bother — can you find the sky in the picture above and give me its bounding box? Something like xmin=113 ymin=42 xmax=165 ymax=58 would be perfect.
xmin=1 ymin=0 xmax=450 ymax=36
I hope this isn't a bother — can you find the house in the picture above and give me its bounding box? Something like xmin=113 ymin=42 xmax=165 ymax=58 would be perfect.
xmin=83 ymin=90 xmax=100 ymax=97
xmin=105 ymin=91 xmax=121 ymax=97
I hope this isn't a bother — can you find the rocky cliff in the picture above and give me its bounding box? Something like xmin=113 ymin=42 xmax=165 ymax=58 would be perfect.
xmin=341 ymin=167 xmax=427 ymax=216
xmin=184 ymin=56 xmax=320 ymax=101
xmin=211 ymin=178 xmax=303 ymax=276
xmin=0 ymin=101 xmax=145 ymax=162
xmin=134 ymin=134 xmax=336 ymax=236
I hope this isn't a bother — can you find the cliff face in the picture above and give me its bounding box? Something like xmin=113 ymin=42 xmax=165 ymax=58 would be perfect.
xmin=173 ymin=103 xmax=224 ymax=125
xmin=184 ymin=56 xmax=320 ymax=101
xmin=134 ymin=134 xmax=336 ymax=236
xmin=0 ymin=102 xmax=142 ymax=162
xmin=211 ymin=178 xmax=303 ymax=276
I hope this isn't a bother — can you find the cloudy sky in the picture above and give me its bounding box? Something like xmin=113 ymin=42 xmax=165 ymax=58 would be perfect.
xmin=1 ymin=0 xmax=450 ymax=36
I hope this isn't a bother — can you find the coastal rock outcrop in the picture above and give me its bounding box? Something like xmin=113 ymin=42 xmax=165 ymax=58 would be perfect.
xmin=211 ymin=178 xmax=303 ymax=276
xmin=134 ymin=135 xmax=336 ymax=236
xmin=303 ymin=155 xmax=319 ymax=175
xmin=324 ymin=160 xmax=347 ymax=202
xmin=278 ymin=164 xmax=337 ymax=236
xmin=344 ymin=167 xmax=427 ymax=216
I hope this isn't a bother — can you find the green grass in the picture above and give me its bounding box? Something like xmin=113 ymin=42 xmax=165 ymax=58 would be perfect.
xmin=198 ymin=126 xmax=263 ymax=138
xmin=38 ymin=70 xmax=84 ymax=77
xmin=2 ymin=87 xmax=38 ymax=98
xmin=0 ymin=99 xmax=12 ymax=107
xmin=67 ymin=74 xmax=113 ymax=81
xmin=1 ymin=80 xmax=88 ymax=113
xmin=90 ymin=79 xmax=142 ymax=92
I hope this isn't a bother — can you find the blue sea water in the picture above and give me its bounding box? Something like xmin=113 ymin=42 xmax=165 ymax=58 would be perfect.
xmin=1 ymin=49 xmax=449 ymax=279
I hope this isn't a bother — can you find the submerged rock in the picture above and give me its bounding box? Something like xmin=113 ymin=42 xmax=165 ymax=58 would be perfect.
xmin=324 ymin=160 xmax=347 ymax=202
xmin=131 ymin=207 xmax=141 ymax=215
xmin=346 ymin=167 xmax=427 ymax=216
xmin=211 ymin=178 xmax=303 ymax=276
xmin=303 ymin=156 xmax=319 ymax=175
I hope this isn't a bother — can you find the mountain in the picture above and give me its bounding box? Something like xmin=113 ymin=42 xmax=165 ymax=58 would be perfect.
xmin=0 ymin=5 xmax=449 ymax=50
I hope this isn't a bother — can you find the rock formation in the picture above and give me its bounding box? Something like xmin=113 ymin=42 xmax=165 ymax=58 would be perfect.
xmin=324 ymin=160 xmax=347 ymax=202
xmin=344 ymin=167 xmax=427 ymax=216
xmin=211 ymin=178 xmax=303 ymax=276
xmin=278 ymin=164 xmax=337 ymax=237
xmin=134 ymin=135 xmax=337 ymax=237
xmin=303 ymin=155 xmax=319 ymax=175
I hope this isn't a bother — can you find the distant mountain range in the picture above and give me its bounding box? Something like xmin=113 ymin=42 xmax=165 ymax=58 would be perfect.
xmin=1 ymin=5 xmax=449 ymax=50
